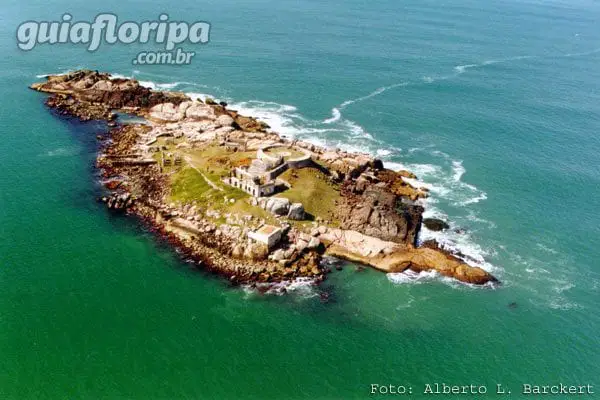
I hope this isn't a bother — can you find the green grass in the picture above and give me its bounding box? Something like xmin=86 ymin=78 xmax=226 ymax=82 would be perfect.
xmin=183 ymin=145 xmax=256 ymax=178
xmin=169 ymin=167 xmax=213 ymax=203
xmin=168 ymin=165 xmax=276 ymax=224
xmin=167 ymin=144 xmax=335 ymax=226
xmin=279 ymin=167 xmax=341 ymax=223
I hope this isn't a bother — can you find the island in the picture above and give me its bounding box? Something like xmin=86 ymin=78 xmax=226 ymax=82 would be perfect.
xmin=30 ymin=70 xmax=498 ymax=290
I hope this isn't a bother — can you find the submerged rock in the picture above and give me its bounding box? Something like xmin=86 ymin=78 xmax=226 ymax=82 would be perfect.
xmin=423 ymin=218 xmax=450 ymax=231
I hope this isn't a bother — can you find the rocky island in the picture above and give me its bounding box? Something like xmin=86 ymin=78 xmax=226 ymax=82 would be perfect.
xmin=30 ymin=70 xmax=498 ymax=290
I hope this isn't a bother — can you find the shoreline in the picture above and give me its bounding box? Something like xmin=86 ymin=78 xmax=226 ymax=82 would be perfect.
xmin=31 ymin=69 xmax=499 ymax=289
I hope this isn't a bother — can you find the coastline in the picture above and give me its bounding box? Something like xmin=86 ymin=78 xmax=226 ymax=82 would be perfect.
xmin=30 ymin=70 xmax=499 ymax=289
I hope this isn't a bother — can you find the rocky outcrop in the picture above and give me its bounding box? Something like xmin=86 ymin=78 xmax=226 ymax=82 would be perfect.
xmin=338 ymin=185 xmax=423 ymax=245
xmin=257 ymin=197 xmax=290 ymax=216
xmin=321 ymin=229 xmax=496 ymax=285
xmin=256 ymin=197 xmax=306 ymax=220
xmin=30 ymin=70 xmax=188 ymax=120
xmin=185 ymin=102 xmax=215 ymax=120
xmin=216 ymin=114 xmax=235 ymax=127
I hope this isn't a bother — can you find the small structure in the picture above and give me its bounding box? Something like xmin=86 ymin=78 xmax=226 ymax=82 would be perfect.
xmin=248 ymin=225 xmax=283 ymax=249
xmin=225 ymin=168 xmax=276 ymax=197
xmin=222 ymin=144 xmax=313 ymax=198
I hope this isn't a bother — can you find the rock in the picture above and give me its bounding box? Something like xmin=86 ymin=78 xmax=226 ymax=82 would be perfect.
xmin=307 ymin=237 xmax=321 ymax=250
xmin=283 ymin=248 xmax=295 ymax=259
xmin=231 ymin=244 xmax=244 ymax=258
xmin=423 ymin=218 xmax=450 ymax=231
xmin=397 ymin=170 xmax=417 ymax=179
xmin=234 ymin=115 xmax=268 ymax=132
xmin=216 ymin=114 xmax=235 ymax=127
xmin=287 ymin=203 xmax=305 ymax=220
xmin=371 ymin=159 xmax=384 ymax=170
xmin=148 ymin=102 xmax=186 ymax=122
xmin=185 ymin=103 xmax=215 ymax=120
xmin=243 ymin=243 xmax=268 ymax=261
xmin=338 ymin=186 xmax=423 ymax=245
xmin=265 ymin=197 xmax=290 ymax=216
xmin=296 ymin=239 xmax=308 ymax=253
xmin=271 ymin=249 xmax=286 ymax=261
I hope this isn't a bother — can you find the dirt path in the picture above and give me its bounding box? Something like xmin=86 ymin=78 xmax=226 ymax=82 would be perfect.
xmin=184 ymin=156 xmax=224 ymax=191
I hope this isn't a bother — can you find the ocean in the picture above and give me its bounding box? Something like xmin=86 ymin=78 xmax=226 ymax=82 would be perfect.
xmin=1 ymin=0 xmax=599 ymax=398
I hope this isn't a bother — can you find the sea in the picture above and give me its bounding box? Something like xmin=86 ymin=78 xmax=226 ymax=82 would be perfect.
xmin=1 ymin=0 xmax=599 ymax=398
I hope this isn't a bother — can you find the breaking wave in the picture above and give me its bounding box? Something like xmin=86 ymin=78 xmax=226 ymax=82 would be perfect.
xmin=242 ymin=277 xmax=320 ymax=298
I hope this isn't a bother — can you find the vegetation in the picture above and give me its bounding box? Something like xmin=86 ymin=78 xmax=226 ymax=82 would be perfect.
xmin=168 ymin=143 xmax=336 ymax=226
xmin=279 ymin=167 xmax=341 ymax=223
xmin=183 ymin=145 xmax=257 ymax=178
xmin=169 ymin=167 xmax=213 ymax=203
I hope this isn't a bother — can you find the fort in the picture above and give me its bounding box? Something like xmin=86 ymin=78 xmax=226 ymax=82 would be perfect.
xmin=222 ymin=144 xmax=314 ymax=198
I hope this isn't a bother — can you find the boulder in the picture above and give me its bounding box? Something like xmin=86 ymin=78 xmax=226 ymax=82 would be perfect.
xmin=149 ymin=102 xmax=185 ymax=122
xmin=185 ymin=103 xmax=215 ymax=120
xmin=423 ymin=218 xmax=450 ymax=231
xmin=271 ymin=249 xmax=286 ymax=261
xmin=296 ymin=239 xmax=308 ymax=253
xmin=338 ymin=187 xmax=423 ymax=245
xmin=216 ymin=114 xmax=235 ymax=127
xmin=287 ymin=203 xmax=305 ymax=220
xmin=265 ymin=197 xmax=290 ymax=216
xmin=307 ymin=237 xmax=321 ymax=250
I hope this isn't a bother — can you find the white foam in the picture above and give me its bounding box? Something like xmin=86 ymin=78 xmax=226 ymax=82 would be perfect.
xmin=138 ymin=80 xmax=181 ymax=90
xmin=387 ymin=269 xmax=440 ymax=285
xmin=335 ymin=82 xmax=409 ymax=112
xmin=342 ymin=120 xmax=375 ymax=140
xmin=454 ymin=64 xmax=478 ymax=74
xmin=535 ymin=243 xmax=558 ymax=255
xmin=376 ymin=149 xmax=394 ymax=157
xmin=323 ymin=107 xmax=341 ymax=124
xmin=387 ymin=269 xmax=496 ymax=289
xmin=43 ymin=147 xmax=80 ymax=157
xmin=242 ymin=277 xmax=319 ymax=298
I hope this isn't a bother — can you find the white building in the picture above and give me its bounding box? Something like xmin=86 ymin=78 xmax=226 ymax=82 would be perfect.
xmin=223 ymin=167 xmax=276 ymax=197
xmin=248 ymin=225 xmax=283 ymax=249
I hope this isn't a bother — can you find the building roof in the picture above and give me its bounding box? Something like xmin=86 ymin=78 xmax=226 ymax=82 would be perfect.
xmin=257 ymin=225 xmax=280 ymax=235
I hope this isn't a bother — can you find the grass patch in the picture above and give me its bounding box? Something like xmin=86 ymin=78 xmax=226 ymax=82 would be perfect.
xmin=168 ymin=163 xmax=276 ymax=224
xmin=279 ymin=167 xmax=341 ymax=223
xmin=183 ymin=145 xmax=257 ymax=178
xmin=169 ymin=167 xmax=213 ymax=203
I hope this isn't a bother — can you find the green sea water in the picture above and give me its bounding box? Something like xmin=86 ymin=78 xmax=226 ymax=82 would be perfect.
xmin=1 ymin=0 xmax=599 ymax=399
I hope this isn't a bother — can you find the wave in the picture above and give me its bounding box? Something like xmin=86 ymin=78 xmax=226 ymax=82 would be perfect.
xmin=323 ymin=107 xmax=341 ymax=124
xmin=387 ymin=269 xmax=440 ymax=285
xmin=138 ymin=80 xmax=181 ymax=90
xmin=322 ymin=82 xmax=409 ymax=125
xmin=454 ymin=64 xmax=478 ymax=74
xmin=242 ymin=277 xmax=319 ymax=298
xmin=387 ymin=269 xmax=497 ymax=289
xmin=563 ymin=47 xmax=600 ymax=57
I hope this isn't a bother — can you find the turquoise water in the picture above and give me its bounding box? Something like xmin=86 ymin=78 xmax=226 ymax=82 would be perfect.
xmin=1 ymin=0 xmax=600 ymax=398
